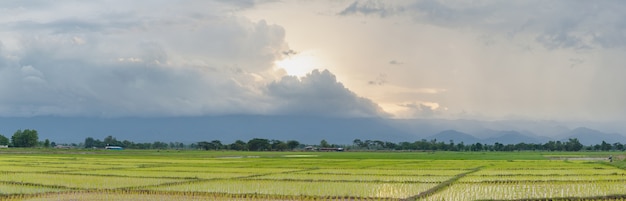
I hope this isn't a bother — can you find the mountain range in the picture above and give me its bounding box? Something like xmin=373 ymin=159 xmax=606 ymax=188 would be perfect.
xmin=0 ymin=116 xmax=624 ymax=145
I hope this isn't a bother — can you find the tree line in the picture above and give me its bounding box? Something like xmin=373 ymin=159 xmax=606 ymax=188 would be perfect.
xmin=1 ymin=129 xmax=624 ymax=152
xmin=351 ymin=138 xmax=584 ymax=151
xmin=83 ymin=136 xmax=185 ymax=150
xmin=350 ymin=138 xmax=626 ymax=152
xmin=81 ymin=135 xmax=625 ymax=152
xmin=0 ymin=129 xmax=48 ymax=148
xmin=81 ymin=136 xmax=302 ymax=151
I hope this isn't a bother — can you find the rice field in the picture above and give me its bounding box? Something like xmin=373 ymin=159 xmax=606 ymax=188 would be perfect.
xmin=0 ymin=150 xmax=624 ymax=201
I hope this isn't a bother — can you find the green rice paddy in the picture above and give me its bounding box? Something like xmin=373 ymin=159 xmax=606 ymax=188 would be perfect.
xmin=0 ymin=149 xmax=624 ymax=200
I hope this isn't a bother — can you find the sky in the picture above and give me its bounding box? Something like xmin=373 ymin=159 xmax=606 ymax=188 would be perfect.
xmin=1 ymin=0 xmax=625 ymax=122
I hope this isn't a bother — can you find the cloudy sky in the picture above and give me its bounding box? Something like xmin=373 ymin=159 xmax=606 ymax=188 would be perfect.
xmin=1 ymin=0 xmax=625 ymax=121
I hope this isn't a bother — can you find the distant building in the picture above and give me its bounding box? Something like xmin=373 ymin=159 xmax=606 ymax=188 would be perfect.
xmin=319 ymin=147 xmax=344 ymax=152
xmin=105 ymin=146 xmax=124 ymax=150
xmin=304 ymin=146 xmax=344 ymax=152
xmin=0 ymin=145 xmax=8 ymax=149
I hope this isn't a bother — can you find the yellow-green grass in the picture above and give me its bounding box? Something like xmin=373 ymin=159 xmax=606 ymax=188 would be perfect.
xmin=379 ymin=160 xmax=486 ymax=170
xmin=8 ymin=192 xmax=214 ymax=201
xmin=146 ymin=180 xmax=437 ymax=199
xmin=459 ymin=175 xmax=626 ymax=182
xmin=225 ymin=159 xmax=357 ymax=169
xmin=422 ymin=181 xmax=626 ymax=201
xmin=481 ymin=160 xmax=610 ymax=169
xmin=0 ymin=173 xmax=188 ymax=189
xmin=0 ymin=165 xmax=77 ymax=173
xmin=470 ymin=168 xmax=626 ymax=176
xmin=16 ymin=162 xmax=142 ymax=171
xmin=7 ymin=190 xmax=375 ymax=201
xmin=136 ymin=166 xmax=302 ymax=174
xmin=0 ymin=150 xmax=624 ymax=200
xmin=254 ymin=173 xmax=452 ymax=182
xmin=66 ymin=169 xmax=256 ymax=179
xmin=305 ymin=168 xmax=467 ymax=176
xmin=0 ymin=183 xmax=70 ymax=195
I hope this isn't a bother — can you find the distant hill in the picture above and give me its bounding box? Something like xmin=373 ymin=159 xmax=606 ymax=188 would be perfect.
xmin=428 ymin=130 xmax=480 ymax=144
xmin=1 ymin=116 xmax=625 ymax=145
xmin=482 ymin=130 xmax=546 ymax=145
xmin=560 ymin=127 xmax=626 ymax=145
xmin=0 ymin=116 xmax=414 ymax=144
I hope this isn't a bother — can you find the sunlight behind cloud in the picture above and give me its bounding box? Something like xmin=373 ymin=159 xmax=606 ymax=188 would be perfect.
xmin=275 ymin=51 xmax=322 ymax=77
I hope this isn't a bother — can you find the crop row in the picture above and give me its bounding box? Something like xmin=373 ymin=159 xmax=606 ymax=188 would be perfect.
xmin=459 ymin=175 xmax=626 ymax=182
xmin=0 ymin=154 xmax=624 ymax=200
xmin=0 ymin=182 xmax=69 ymax=195
xmin=422 ymin=181 xmax=626 ymax=201
xmin=469 ymin=168 xmax=626 ymax=176
xmin=0 ymin=172 xmax=186 ymax=189
xmin=147 ymin=180 xmax=437 ymax=198
xmin=253 ymin=173 xmax=452 ymax=183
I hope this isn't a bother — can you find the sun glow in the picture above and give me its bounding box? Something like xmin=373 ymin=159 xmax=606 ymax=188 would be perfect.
xmin=275 ymin=51 xmax=321 ymax=77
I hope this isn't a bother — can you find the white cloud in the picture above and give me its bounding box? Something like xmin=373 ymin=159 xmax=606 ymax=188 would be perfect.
xmin=0 ymin=1 xmax=386 ymax=118
xmin=399 ymin=102 xmax=440 ymax=118
xmin=331 ymin=0 xmax=626 ymax=121
xmin=339 ymin=0 xmax=626 ymax=50
xmin=3 ymin=0 xmax=625 ymax=121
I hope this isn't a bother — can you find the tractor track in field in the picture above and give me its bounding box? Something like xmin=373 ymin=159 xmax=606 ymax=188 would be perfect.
xmin=401 ymin=166 xmax=483 ymax=201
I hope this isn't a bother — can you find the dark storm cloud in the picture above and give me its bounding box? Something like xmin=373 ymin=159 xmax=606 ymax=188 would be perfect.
xmin=266 ymin=70 xmax=388 ymax=117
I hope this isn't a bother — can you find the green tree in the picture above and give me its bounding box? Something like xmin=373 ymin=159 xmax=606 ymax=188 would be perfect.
xmin=229 ymin=140 xmax=247 ymax=151
xmin=0 ymin=134 xmax=9 ymax=146
xmin=270 ymin=140 xmax=288 ymax=151
xmin=353 ymin=139 xmax=364 ymax=149
xmin=197 ymin=140 xmax=223 ymax=150
xmin=197 ymin=141 xmax=211 ymax=150
xmin=11 ymin=129 xmax=39 ymax=147
xmin=601 ymin=141 xmax=612 ymax=151
xmin=122 ymin=140 xmax=135 ymax=149
xmin=84 ymin=137 xmax=96 ymax=148
xmin=320 ymin=139 xmax=330 ymax=148
xmin=43 ymin=139 xmax=50 ymax=148
xmin=247 ymin=138 xmax=270 ymax=151
xmin=211 ymin=140 xmax=223 ymax=150
xmin=103 ymin=135 xmax=120 ymax=146
xmin=614 ymin=142 xmax=624 ymax=151
xmin=286 ymin=140 xmax=300 ymax=150
xmin=152 ymin=141 xmax=168 ymax=149
xmin=565 ymin=138 xmax=583 ymax=151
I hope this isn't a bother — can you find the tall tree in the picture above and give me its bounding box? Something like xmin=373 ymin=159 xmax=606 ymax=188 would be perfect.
xmin=103 ymin=135 xmax=120 ymax=146
xmin=84 ymin=137 xmax=96 ymax=148
xmin=152 ymin=141 xmax=168 ymax=149
xmin=11 ymin=129 xmax=39 ymax=147
xmin=247 ymin=138 xmax=270 ymax=151
xmin=565 ymin=138 xmax=583 ymax=151
xmin=211 ymin=140 xmax=223 ymax=150
xmin=320 ymin=139 xmax=330 ymax=148
xmin=353 ymin=139 xmax=363 ymax=148
xmin=270 ymin=140 xmax=288 ymax=151
xmin=197 ymin=141 xmax=211 ymax=150
xmin=229 ymin=140 xmax=247 ymax=151
xmin=0 ymin=134 xmax=9 ymax=146
xmin=286 ymin=140 xmax=300 ymax=150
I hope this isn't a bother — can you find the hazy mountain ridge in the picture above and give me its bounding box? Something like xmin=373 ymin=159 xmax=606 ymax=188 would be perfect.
xmin=0 ymin=116 xmax=624 ymax=145
xmin=427 ymin=130 xmax=481 ymax=144
xmin=0 ymin=116 xmax=413 ymax=144
xmin=557 ymin=127 xmax=626 ymax=145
